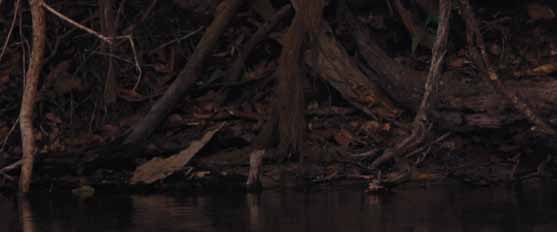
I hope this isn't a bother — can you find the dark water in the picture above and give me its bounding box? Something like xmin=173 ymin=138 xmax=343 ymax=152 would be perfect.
xmin=1 ymin=182 xmax=557 ymax=232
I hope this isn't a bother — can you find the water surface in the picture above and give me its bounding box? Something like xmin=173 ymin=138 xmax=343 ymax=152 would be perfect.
xmin=1 ymin=182 xmax=557 ymax=232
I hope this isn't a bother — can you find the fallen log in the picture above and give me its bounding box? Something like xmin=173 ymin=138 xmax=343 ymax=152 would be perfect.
xmin=349 ymin=14 xmax=557 ymax=132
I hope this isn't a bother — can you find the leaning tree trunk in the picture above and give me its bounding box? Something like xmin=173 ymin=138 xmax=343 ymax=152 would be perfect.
xmin=125 ymin=0 xmax=244 ymax=144
xmin=19 ymin=0 xmax=46 ymax=193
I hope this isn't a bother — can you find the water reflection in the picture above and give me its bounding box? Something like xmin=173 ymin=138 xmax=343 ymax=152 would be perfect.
xmin=18 ymin=197 xmax=35 ymax=232
xmin=2 ymin=182 xmax=557 ymax=232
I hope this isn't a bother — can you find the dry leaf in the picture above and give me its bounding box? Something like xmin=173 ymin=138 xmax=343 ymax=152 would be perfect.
xmin=334 ymin=129 xmax=353 ymax=146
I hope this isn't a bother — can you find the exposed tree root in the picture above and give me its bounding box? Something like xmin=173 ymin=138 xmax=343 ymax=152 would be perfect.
xmin=370 ymin=0 xmax=452 ymax=169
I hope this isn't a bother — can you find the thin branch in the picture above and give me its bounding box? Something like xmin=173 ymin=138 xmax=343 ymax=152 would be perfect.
xmin=0 ymin=117 xmax=20 ymax=152
xmin=1 ymin=160 xmax=22 ymax=173
xmin=148 ymin=27 xmax=204 ymax=54
xmin=42 ymin=2 xmax=113 ymax=44
xmin=122 ymin=0 xmax=159 ymax=34
xmin=0 ymin=0 xmax=21 ymax=63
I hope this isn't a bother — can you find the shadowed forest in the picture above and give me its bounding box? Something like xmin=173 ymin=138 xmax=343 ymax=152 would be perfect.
xmin=1 ymin=0 xmax=557 ymax=195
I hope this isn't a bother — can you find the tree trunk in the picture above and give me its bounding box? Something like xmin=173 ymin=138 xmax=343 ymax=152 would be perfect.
xmin=19 ymin=0 xmax=46 ymax=193
xmin=125 ymin=0 xmax=244 ymax=144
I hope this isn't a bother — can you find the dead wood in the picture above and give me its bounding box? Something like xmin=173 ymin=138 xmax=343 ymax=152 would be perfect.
xmin=458 ymin=0 xmax=556 ymax=136
xmin=130 ymin=123 xmax=224 ymax=184
xmin=349 ymin=8 xmax=557 ymax=132
xmin=19 ymin=0 xmax=46 ymax=193
xmin=125 ymin=0 xmax=245 ymax=145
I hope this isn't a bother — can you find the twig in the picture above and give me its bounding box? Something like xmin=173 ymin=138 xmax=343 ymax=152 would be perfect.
xmin=405 ymin=132 xmax=451 ymax=158
xmin=0 ymin=160 xmax=22 ymax=173
xmin=0 ymin=117 xmax=20 ymax=152
xmin=0 ymin=0 xmax=21 ymax=64
xmin=148 ymin=27 xmax=204 ymax=54
xmin=122 ymin=0 xmax=159 ymax=34
xmin=0 ymin=172 xmax=14 ymax=181
xmin=42 ymin=2 xmax=113 ymax=44
xmin=119 ymin=35 xmax=143 ymax=91
xmin=53 ymin=0 xmax=143 ymax=94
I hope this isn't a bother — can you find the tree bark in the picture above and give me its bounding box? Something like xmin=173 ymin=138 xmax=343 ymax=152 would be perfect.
xmin=311 ymin=23 xmax=400 ymax=120
xmin=274 ymin=0 xmax=325 ymax=157
xmin=19 ymin=0 xmax=46 ymax=193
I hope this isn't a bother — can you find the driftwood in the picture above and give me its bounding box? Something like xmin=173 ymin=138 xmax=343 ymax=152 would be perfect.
xmin=130 ymin=123 xmax=224 ymax=184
